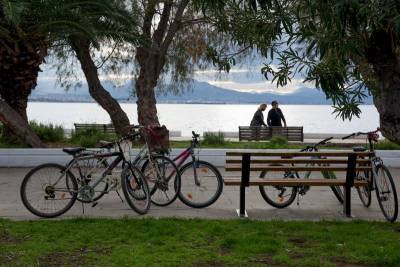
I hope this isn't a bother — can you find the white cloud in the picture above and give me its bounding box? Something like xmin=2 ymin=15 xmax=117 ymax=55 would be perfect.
xmin=206 ymin=79 xmax=313 ymax=94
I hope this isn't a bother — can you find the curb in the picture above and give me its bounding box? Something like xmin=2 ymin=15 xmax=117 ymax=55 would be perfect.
xmin=0 ymin=148 xmax=399 ymax=168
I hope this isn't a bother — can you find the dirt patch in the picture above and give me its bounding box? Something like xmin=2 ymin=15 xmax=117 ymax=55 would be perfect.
xmin=0 ymin=252 xmax=21 ymax=265
xmin=249 ymin=255 xmax=283 ymax=266
xmin=195 ymin=262 xmax=228 ymax=267
xmin=331 ymin=257 xmax=372 ymax=267
xmin=38 ymin=247 xmax=111 ymax=267
xmin=288 ymin=237 xmax=309 ymax=248
xmin=0 ymin=228 xmax=24 ymax=245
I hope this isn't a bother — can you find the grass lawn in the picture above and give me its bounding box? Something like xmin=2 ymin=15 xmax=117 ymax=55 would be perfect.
xmin=0 ymin=218 xmax=399 ymax=266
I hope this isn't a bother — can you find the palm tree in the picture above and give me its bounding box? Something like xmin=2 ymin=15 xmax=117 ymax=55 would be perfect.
xmin=0 ymin=0 xmax=133 ymax=146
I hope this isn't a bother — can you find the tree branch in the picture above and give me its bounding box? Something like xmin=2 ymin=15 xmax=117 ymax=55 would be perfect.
xmin=153 ymin=1 xmax=172 ymax=45
xmin=160 ymin=0 xmax=189 ymax=55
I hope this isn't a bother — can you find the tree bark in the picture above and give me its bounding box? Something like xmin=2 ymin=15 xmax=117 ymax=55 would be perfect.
xmin=0 ymin=34 xmax=46 ymax=145
xmin=0 ymin=100 xmax=45 ymax=147
xmin=70 ymin=37 xmax=131 ymax=136
xmin=135 ymin=48 xmax=163 ymax=126
xmin=365 ymin=30 xmax=400 ymax=144
xmin=135 ymin=0 xmax=189 ymax=126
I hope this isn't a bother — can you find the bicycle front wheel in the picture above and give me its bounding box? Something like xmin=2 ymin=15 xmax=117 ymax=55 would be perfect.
xmin=178 ymin=160 xmax=223 ymax=208
xmin=20 ymin=163 xmax=78 ymax=218
xmin=121 ymin=165 xmax=151 ymax=215
xmin=321 ymin=171 xmax=344 ymax=204
xmin=374 ymin=164 xmax=398 ymax=222
xmin=356 ymin=171 xmax=372 ymax=207
xmin=141 ymin=155 xmax=181 ymax=206
xmin=259 ymin=166 xmax=298 ymax=208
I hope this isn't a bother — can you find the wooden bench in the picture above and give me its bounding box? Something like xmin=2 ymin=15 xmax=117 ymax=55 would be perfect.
xmin=224 ymin=151 xmax=372 ymax=218
xmin=74 ymin=123 xmax=119 ymax=134
xmin=238 ymin=126 xmax=304 ymax=142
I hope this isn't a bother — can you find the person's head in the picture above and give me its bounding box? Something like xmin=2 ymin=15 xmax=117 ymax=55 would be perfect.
xmin=271 ymin=100 xmax=278 ymax=108
xmin=259 ymin=103 xmax=267 ymax=111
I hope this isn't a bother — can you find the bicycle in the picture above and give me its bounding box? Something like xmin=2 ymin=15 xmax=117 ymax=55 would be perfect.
xmin=170 ymin=131 xmax=223 ymax=208
xmin=259 ymin=137 xmax=344 ymax=208
xmin=128 ymin=125 xmax=181 ymax=207
xmin=20 ymin=131 xmax=151 ymax=218
xmin=342 ymin=128 xmax=398 ymax=222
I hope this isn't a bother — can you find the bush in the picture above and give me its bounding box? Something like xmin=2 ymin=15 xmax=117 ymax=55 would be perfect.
xmin=375 ymin=139 xmax=400 ymax=150
xmin=269 ymin=136 xmax=289 ymax=148
xmin=71 ymin=128 xmax=114 ymax=148
xmin=202 ymin=131 xmax=225 ymax=145
xmin=29 ymin=121 xmax=64 ymax=142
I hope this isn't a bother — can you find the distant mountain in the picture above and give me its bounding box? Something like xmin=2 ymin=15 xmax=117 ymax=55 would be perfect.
xmin=29 ymin=79 xmax=373 ymax=105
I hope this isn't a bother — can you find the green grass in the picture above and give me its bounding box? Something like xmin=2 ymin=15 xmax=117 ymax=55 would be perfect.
xmin=70 ymin=128 xmax=116 ymax=148
xmin=0 ymin=218 xmax=399 ymax=266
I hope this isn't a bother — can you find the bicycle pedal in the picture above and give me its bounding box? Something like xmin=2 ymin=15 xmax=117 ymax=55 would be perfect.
xmin=92 ymin=202 xmax=98 ymax=208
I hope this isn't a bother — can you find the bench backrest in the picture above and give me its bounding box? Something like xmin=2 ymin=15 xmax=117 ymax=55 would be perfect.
xmin=239 ymin=126 xmax=304 ymax=142
xmin=225 ymin=151 xmax=373 ymax=174
xmin=74 ymin=123 xmax=116 ymax=134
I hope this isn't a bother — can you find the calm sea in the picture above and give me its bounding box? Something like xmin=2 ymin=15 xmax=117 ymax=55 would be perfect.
xmin=28 ymin=102 xmax=379 ymax=136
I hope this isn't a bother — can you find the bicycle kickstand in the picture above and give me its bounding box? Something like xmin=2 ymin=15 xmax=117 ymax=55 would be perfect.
xmin=116 ymin=190 xmax=124 ymax=203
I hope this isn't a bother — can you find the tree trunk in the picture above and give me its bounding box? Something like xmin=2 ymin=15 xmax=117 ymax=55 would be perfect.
xmin=365 ymin=30 xmax=400 ymax=144
xmin=0 ymin=100 xmax=45 ymax=147
xmin=70 ymin=37 xmax=131 ymax=136
xmin=0 ymin=34 xmax=46 ymax=145
xmin=135 ymin=48 xmax=163 ymax=126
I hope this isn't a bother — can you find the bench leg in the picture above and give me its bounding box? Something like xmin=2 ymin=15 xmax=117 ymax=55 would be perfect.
xmin=343 ymin=185 xmax=351 ymax=217
xmin=236 ymin=185 xmax=248 ymax=218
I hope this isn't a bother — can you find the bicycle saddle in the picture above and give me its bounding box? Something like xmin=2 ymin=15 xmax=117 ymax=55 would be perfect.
xmin=98 ymin=140 xmax=114 ymax=149
xmin=62 ymin=147 xmax=86 ymax=155
xmin=352 ymin=146 xmax=367 ymax=152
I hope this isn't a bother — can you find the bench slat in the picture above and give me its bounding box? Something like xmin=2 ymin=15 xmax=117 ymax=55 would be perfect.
xmin=226 ymin=151 xmax=373 ymax=157
xmin=225 ymin=166 xmax=372 ymax=172
xmin=223 ymin=178 xmax=369 ymax=186
xmin=225 ymin=159 xmax=371 ymax=164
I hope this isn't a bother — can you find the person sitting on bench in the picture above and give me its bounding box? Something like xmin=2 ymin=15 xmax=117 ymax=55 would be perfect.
xmin=267 ymin=100 xmax=287 ymax=127
xmin=250 ymin=103 xmax=267 ymax=126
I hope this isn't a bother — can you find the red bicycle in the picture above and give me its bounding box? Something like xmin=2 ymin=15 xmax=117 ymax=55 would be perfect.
xmin=173 ymin=131 xmax=223 ymax=208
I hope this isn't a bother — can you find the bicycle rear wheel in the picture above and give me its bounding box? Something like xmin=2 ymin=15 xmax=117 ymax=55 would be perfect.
xmin=321 ymin=171 xmax=344 ymax=204
xmin=20 ymin=163 xmax=78 ymax=218
xmin=356 ymin=171 xmax=372 ymax=207
xmin=121 ymin=165 xmax=151 ymax=215
xmin=178 ymin=160 xmax=223 ymax=208
xmin=258 ymin=165 xmax=298 ymax=208
xmin=374 ymin=164 xmax=398 ymax=222
xmin=141 ymin=155 xmax=181 ymax=206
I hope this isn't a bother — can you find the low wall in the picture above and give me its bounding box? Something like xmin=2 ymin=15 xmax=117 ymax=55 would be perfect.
xmin=0 ymin=149 xmax=399 ymax=168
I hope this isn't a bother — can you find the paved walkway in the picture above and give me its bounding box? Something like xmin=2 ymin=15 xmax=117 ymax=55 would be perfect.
xmin=1 ymin=167 xmax=399 ymax=221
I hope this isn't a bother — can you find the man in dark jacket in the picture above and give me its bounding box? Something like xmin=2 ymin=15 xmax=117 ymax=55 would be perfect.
xmin=267 ymin=100 xmax=287 ymax=127
xmin=250 ymin=104 xmax=267 ymax=126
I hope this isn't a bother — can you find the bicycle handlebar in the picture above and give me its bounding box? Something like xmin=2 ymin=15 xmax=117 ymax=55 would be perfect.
xmin=342 ymin=128 xmax=380 ymax=140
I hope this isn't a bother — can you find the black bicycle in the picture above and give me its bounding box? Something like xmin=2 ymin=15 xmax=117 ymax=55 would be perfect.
xmin=343 ymin=128 xmax=398 ymax=222
xmin=259 ymin=137 xmax=344 ymax=208
xmin=21 ymin=131 xmax=151 ymax=218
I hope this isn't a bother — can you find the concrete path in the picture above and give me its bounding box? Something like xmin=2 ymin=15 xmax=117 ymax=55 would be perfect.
xmin=1 ymin=167 xmax=399 ymax=221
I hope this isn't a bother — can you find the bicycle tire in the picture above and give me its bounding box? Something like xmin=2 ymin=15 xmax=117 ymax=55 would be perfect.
xmin=374 ymin=164 xmax=398 ymax=222
xmin=321 ymin=171 xmax=344 ymax=204
xmin=258 ymin=164 xmax=298 ymax=208
xmin=121 ymin=164 xmax=151 ymax=215
xmin=356 ymin=171 xmax=372 ymax=207
xmin=20 ymin=163 xmax=78 ymax=218
xmin=178 ymin=160 xmax=223 ymax=208
xmin=141 ymin=155 xmax=181 ymax=206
